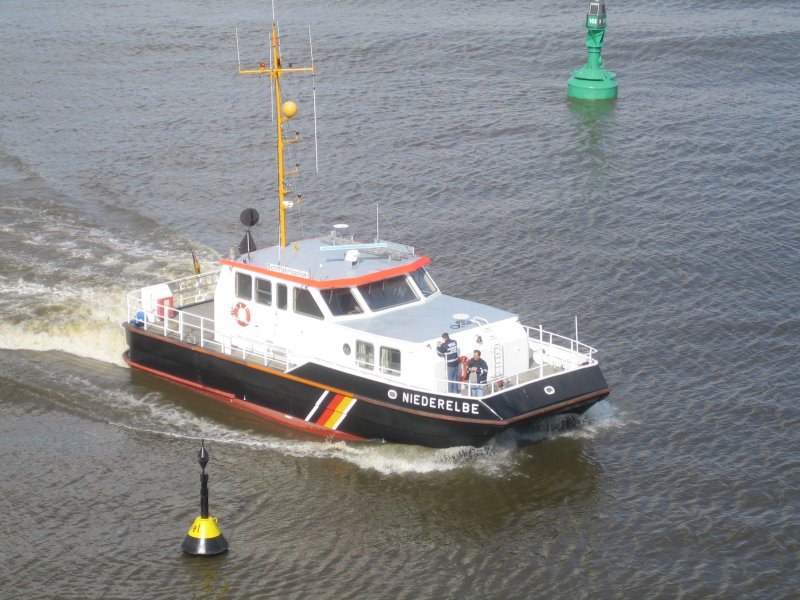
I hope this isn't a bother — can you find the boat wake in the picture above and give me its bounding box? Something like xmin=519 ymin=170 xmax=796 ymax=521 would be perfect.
xmin=488 ymin=400 xmax=622 ymax=447
xmin=106 ymin=384 xmax=623 ymax=477
xmin=0 ymin=146 xmax=216 ymax=367
xmin=4 ymin=349 xmax=622 ymax=477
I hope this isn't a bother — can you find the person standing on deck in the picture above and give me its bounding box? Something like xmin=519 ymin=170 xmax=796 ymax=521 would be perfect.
xmin=467 ymin=350 xmax=489 ymax=397
xmin=436 ymin=332 xmax=460 ymax=393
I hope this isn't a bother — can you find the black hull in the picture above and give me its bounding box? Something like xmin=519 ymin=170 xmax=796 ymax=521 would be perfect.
xmin=124 ymin=323 xmax=610 ymax=448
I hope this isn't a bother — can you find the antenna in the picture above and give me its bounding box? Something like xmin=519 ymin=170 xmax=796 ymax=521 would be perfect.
xmin=376 ymin=203 xmax=380 ymax=242
xmin=575 ymin=316 xmax=579 ymax=345
xmin=269 ymin=32 xmax=275 ymax=123
xmin=235 ymin=28 xmax=242 ymax=71
xmin=309 ymin=26 xmax=319 ymax=173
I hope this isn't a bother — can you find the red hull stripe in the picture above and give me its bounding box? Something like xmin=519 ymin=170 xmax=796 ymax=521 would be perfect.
xmin=219 ymin=255 xmax=430 ymax=289
xmin=314 ymin=394 xmax=357 ymax=430
xmin=123 ymin=354 xmax=366 ymax=442
xmin=315 ymin=393 xmax=343 ymax=426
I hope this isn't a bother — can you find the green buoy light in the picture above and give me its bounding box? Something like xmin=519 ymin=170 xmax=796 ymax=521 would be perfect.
xmin=182 ymin=439 xmax=229 ymax=556
xmin=567 ymin=1 xmax=618 ymax=100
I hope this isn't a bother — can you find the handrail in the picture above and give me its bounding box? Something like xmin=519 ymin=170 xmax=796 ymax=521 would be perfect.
xmin=523 ymin=324 xmax=597 ymax=362
xmin=127 ymin=303 xmax=296 ymax=372
xmin=125 ymin=274 xmax=296 ymax=372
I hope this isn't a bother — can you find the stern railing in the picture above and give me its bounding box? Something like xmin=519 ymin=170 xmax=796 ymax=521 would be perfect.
xmin=125 ymin=272 xmax=297 ymax=372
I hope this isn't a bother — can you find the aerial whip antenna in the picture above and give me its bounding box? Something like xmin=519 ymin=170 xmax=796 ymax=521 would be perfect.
xmin=235 ymin=28 xmax=242 ymax=71
xmin=309 ymin=26 xmax=319 ymax=173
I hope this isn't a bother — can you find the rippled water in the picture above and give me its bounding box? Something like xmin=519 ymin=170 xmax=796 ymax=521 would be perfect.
xmin=1 ymin=0 xmax=798 ymax=598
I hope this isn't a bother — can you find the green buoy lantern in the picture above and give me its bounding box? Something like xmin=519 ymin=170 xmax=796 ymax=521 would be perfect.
xmin=567 ymin=1 xmax=618 ymax=100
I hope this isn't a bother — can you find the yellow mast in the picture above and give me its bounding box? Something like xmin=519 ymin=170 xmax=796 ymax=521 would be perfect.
xmin=239 ymin=21 xmax=314 ymax=248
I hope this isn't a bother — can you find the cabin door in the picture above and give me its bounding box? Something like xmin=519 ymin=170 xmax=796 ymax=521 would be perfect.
xmin=252 ymin=277 xmax=279 ymax=344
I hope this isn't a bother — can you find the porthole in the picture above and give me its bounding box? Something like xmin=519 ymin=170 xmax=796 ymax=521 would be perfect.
xmin=343 ymin=343 xmax=351 ymax=356
xmin=544 ymin=385 xmax=555 ymax=395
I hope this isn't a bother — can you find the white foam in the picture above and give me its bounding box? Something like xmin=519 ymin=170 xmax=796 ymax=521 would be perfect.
xmin=0 ymin=235 xmax=217 ymax=366
xmin=0 ymin=280 xmax=128 ymax=366
xmin=94 ymin=384 xmax=521 ymax=476
xmin=557 ymin=400 xmax=627 ymax=440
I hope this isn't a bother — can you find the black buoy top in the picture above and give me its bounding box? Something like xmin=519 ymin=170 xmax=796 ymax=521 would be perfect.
xmin=198 ymin=439 xmax=209 ymax=472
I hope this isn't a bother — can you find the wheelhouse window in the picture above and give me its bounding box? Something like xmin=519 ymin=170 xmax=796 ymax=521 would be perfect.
xmin=322 ymin=288 xmax=363 ymax=316
xmin=255 ymin=278 xmax=272 ymax=305
xmin=409 ymin=267 xmax=437 ymax=297
xmin=294 ymin=287 xmax=324 ymax=319
xmin=357 ymin=276 xmax=418 ymax=311
xmin=277 ymin=283 xmax=287 ymax=310
xmin=356 ymin=341 xmax=374 ymax=370
xmin=236 ymin=272 xmax=252 ymax=300
xmin=380 ymin=347 xmax=401 ymax=376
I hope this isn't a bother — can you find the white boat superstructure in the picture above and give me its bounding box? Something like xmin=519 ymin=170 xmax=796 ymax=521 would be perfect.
xmin=127 ymin=235 xmax=599 ymax=400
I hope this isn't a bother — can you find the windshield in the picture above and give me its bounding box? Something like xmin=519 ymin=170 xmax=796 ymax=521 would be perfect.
xmin=321 ymin=288 xmax=363 ymax=316
xmin=357 ymin=276 xmax=418 ymax=311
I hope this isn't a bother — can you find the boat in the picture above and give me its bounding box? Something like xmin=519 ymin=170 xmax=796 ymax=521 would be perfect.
xmin=122 ymin=12 xmax=611 ymax=448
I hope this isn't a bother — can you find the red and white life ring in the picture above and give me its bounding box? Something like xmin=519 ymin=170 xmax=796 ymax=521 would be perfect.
xmin=458 ymin=356 xmax=469 ymax=381
xmin=231 ymin=302 xmax=251 ymax=326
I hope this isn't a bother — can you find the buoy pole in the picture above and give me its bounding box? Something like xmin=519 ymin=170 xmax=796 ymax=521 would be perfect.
xmin=567 ymin=1 xmax=618 ymax=100
xmin=182 ymin=439 xmax=229 ymax=556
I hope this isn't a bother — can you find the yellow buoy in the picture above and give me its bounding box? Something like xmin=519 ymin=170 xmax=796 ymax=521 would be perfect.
xmin=282 ymin=100 xmax=298 ymax=118
xmin=182 ymin=440 xmax=228 ymax=556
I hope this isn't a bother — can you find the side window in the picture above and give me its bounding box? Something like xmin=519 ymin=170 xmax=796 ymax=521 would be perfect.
xmin=380 ymin=347 xmax=401 ymax=376
xmin=294 ymin=288 xmax=324 ymax=319
xmin=410 ymin=267 xmax=437 ymax=297
xmin=356 ymin=341 xmax=374 ymax=370
xmin=236 ymin=272 xmax=252 ymax=300
xmin=277 ymin=283 xmax=287 ymax=310
xmin=255 ymin=278 xmax=272 ymax=305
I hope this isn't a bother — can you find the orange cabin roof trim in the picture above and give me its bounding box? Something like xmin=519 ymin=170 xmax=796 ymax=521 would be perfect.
xmin=220 ymin=255 xmax=431 ymax=289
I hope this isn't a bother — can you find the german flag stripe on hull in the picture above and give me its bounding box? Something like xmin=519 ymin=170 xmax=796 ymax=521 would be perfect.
xmin=313 ymin=393 xmax=357 ymax=430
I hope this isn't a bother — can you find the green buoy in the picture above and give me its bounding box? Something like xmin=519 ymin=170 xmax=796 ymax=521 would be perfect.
xmin=567 ymin=1 xmax=618 ymax=100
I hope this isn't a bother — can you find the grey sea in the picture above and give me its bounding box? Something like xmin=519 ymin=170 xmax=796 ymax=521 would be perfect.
xmin=1 ymin=0 xmax=798 ymax=598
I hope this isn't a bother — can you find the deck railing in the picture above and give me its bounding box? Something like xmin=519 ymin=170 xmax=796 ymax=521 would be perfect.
xmin=125 ymin=272 xmax=298 ymax=372
xmin=431 ymin=326 xmax=597 ymax=398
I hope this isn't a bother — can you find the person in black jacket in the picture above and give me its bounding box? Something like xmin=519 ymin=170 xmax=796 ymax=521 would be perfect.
xmin=436 ymin=332 xmax=460 ymax=393
xmin=466 ymin=350 xmax=488 ymax=397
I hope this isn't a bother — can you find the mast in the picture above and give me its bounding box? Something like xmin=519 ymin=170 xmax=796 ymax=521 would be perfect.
xmin=238 ymin=19 xmax=315 ymax=248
